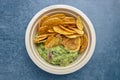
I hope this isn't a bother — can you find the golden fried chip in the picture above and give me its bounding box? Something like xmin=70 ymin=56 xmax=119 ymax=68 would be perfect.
xmin=47 ymin=28 xmax=55 ymax=33
xmin=65 ymin=34 xmax=81 ymax=38
xmin=80 ymin=34 xmax=88 ymax=52
xmin=63 ymin=24 xmax=76 ymax=27
xmin=48 ymin=14 xmax=66 ymax=19
xmin=39 ymin=16 xmax=49 ymax=26
xmin=45 ymin=34 xmax=62 ymax=49
xmin=37 ymin=16 xmax=49 ymax=31
xmin=34 ymin=39 xmax=46 ymax=43
xmin=42 ymin=17 xmax=62 ymax=26
xmin=63 ymin=17 xmax=76 ymax=22
xmin=38 ymin=26 xmax=49 ymax=34
xmin=37 ymin=22 xmax=40 ymax=32
xmin=69 ymin=24 xmax=76 ymax=28
xmin=76 ymin=16 xmax=83 ymax=30
xmin=53 ymin=26 xmax=74 ymax=35
xmin=34 ymin=33 xmax=55 ymax=43
xmin=62 ymin=17 xmax=76 ymax=24
xmin=63 ymin=22 xmax=76 ymax=25
xmin=59 ymin=25 xmax=75 ymax=33
xmin=33 ymin=34 xmax=47 ymax=43
xmin=62 ymin=37 xmax=81 ymax=52
xmin=68 ymin=27 xmax=84 ymax=35
xmin=45 ymin=36 xmax=53 ymax=49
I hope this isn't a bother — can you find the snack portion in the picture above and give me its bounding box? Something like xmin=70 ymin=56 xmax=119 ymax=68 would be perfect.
xmin=34 ymin=13 xmax=88 ymax=66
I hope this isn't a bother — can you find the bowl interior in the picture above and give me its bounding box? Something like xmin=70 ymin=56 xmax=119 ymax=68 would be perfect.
xmin=29 ymin=8 xmax=91 ymax=70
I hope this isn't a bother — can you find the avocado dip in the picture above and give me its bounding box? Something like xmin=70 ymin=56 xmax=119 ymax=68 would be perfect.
xmin=37 ymin=43 xmax=79 ymax=66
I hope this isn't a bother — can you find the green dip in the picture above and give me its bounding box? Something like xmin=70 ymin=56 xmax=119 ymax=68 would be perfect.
xmin=37 ymin=43 xmax=79 ymax=66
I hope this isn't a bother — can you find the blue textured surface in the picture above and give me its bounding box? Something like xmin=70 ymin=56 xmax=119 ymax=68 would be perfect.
xmin=0 ymin=0 xmax=120 ymax=80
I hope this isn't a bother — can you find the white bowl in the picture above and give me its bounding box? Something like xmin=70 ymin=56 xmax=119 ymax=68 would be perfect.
xmin=25 ymin=5 xmax=96 ymax=75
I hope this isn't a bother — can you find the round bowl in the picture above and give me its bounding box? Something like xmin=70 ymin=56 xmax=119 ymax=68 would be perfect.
xmin=25 ymin=5 xmax=96 ymax=75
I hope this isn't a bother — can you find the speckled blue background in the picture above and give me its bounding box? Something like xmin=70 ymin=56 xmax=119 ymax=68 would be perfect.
xmin=0 ymin=0 xmax=120 ymax=80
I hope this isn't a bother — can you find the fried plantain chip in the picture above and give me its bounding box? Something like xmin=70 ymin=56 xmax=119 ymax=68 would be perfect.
xmin=48 ymin=14 xmax=66 ymax=19
xmin=76 ymin=16 xmax=83 ymax=31
xmin=42 ymin=17 xmax=63 ymax=26
xmin=34 ymin=34 xmax=48 ymax=43
xmin=47 ymin=28 xmax=55 ymax=33
xmin=45 ymin=34 xmax=62 ymax=49
xmin=63 ymin=22 xmax=76 ymax=25
xmin=63 ymin=17 xmax=75 ymax=22
xmin=59 ymin=25 xmax=75 ymax=33
xmin=38 ymin=26 xmax=49 ymax=34
xmin=65 ymin=34 xmax=81 ymax=38
xmin=37 ymin=22 xmax=40 ymax=32
xmin=62 ymin=24 xmax=76 ymax=28
xmin=37 ymin=16 xmax=49 ymax=31
xmin=39 ymin=16 xmax=49 ymax=26
xmin=34 ymin=33 xmax=56 ymax=43
xmin=53 ymin=26 xmax=74 ymax=35
xmin=68 ymin=27 xmax=84 ymax=35
xmin=62 ymin=37 xmax=81 ymax=52
xmin=80 ymin=34 xmax=88 ymax=52
xmin=34 ymin=39 xmax=46 ymax=43
xmin=62 ymin=17 xmax=76 ymax=24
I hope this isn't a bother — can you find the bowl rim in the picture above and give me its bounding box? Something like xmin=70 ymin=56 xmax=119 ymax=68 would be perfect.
xmin=25 ymin=4 xmax=96 ymax=75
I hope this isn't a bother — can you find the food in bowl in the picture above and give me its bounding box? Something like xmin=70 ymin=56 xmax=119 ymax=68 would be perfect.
xmin=33 ymin=13 xmax=88 ymax=66
xmin=25 ymin=5 xmax=96 ymax=74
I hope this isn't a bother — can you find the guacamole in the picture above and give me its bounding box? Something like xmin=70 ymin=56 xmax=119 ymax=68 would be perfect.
xmin=37 ymin=43 xmax=79 ymax=66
